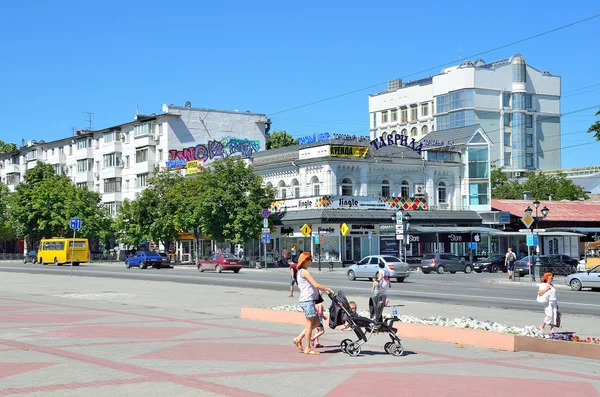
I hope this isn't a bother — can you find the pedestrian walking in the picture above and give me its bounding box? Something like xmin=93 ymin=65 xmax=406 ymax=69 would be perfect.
xmin=292 ymin=252 xmax=333 ymax=355
xmin=288 ymin=258 xmax=298 ymax=297
xmin=505 ymin=247 xmax=517 ymax=280
xmin=371 ymin=260 xmax=390 ymax=307
xmin=290 ymin=245 xmax=297 ymax=263
xmin=537 ymin=272 xmax=559 ymax=334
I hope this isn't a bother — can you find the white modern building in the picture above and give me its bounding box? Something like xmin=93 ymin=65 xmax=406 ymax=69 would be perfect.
xmin=0 ymin=102 xmax=270 ymax=219
xmin=369 ymin=54 xmax=561 ymax=174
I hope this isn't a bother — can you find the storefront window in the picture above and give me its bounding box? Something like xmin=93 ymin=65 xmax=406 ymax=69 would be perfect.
xmin=468 ymin=147 xmax=489 ymax=178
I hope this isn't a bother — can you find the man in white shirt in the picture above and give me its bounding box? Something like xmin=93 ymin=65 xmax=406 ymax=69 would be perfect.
xmin=505 ymin=247 xmax=517 ymax=280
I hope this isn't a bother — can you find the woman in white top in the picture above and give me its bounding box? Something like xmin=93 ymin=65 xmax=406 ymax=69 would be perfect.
xmin=537 ymin=272 xmax=558 ymax=333
xmin=292 ymin=252 xmax=333 ymax=355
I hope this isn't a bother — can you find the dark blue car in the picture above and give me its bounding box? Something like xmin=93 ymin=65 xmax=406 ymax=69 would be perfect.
xmin=23 ymin=251 xmax=37 ymax=264
xmin=125 ymin=251 xmax=163 ymax=269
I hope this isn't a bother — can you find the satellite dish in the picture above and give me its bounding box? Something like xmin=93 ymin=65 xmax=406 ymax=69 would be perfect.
xmin=185 ymin=101 xmax=192 ymax=107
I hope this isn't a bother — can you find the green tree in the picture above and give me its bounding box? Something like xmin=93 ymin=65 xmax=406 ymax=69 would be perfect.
xmin=523 ymin=171 xmax=587 ymax=201
xmin=113 ymin=199 xmax=146 ymax=248
xmin=196 ymin=157 xmax=275 ymax=243
xmin=589 ymin=110 xmax=600 ymax=141
xmin=491 ymin=165 xmax=523 ymax=199
xmin=0 ymin=183 xmax=15 ymax=241
xmin=267 ymin=130 xmax=298 ymax=149
xmin=0 ymin=140 xmax=17 ymax=153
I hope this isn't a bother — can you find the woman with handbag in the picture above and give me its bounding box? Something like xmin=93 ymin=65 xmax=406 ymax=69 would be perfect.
xmin=537 ymin=272 xmax=558 ymax=334
xmin=292 ymin=252 xmax=333 ymax=355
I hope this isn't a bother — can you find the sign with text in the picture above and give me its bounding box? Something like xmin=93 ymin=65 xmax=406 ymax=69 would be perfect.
xmin=438 ymin=233 xmax=481 ymax=243
xmin=329 ymin=146 xmax=369 ymax=158
xmin=380 ymin=235 xmax=400 ymax=256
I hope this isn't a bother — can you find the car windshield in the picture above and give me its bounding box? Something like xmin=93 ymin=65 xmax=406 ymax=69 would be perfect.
xmin=382 ymin=256 xmax=401 ymax=262
xmin=423 ymin=254 xmax=436 ymax=260
xmin=221 ymin=254 xmax=236 ymax=259
xmin=143 ymin=251 xmax=161 ymax=257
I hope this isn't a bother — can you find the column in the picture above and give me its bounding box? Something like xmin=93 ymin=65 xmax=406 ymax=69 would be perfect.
xmin=360 ymin=165 xmax=368 ymax=196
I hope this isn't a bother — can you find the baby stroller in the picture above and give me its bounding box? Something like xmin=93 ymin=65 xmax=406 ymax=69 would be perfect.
xmin=328 ymin=291 xmax=404 ymax=357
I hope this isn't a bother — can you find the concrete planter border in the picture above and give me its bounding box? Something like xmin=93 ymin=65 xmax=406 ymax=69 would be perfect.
xmin=240 ymin=307 xmax=600 ymax=360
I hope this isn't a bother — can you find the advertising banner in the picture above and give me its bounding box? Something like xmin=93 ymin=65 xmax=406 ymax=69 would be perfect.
xmin=380 ymin=235 xmax=399 ymax=256
xmin=329 ymin=146 xmax=369 ymax=158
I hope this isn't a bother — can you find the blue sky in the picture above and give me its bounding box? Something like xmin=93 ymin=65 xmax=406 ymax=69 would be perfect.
xmin=1 ymin=1 xmax=599 ymax=168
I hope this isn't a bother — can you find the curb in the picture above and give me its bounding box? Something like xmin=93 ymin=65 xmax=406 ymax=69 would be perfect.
xmin=240 ymin=308 xmax=600 ymax=360
xmin=492 ymin=280 xmax=570 ymax=290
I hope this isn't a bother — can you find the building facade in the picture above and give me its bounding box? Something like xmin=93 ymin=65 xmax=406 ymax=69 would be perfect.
xmin=369 ymin=54 xmax=561 ymax=174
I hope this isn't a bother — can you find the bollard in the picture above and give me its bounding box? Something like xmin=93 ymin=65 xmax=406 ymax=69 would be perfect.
xmin=328 ymin=261 xmax=334 ymax=271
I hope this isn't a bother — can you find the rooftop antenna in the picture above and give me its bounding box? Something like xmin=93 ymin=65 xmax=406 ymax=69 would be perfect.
xmin=457 ymin=46 xmax=463 ymax=61
xmin=71 ymin=127 xmax=76 ymax=136
xmin=82 ymin=111 xmax=94 ymax=130
xmin=136 ymin=104 xmax=139 ymax=115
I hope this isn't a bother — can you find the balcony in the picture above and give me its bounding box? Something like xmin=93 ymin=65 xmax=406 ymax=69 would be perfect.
xmin=73 ymin=171 xmax=94 ymax=184
xmin=47 ymin=151 xmax=67 ymax=165
xmin=102 ymin=192 xmax=123 ymax=203
xmin=4 ymin=163 xmax=20 ymax=174
xmin=131 ymin=160 xmax=156 ymax=174
xmin=102 ymin=166 xmax=123 ymax=179
xmin=75 ymin=147 xmax=94 ymax=159
xmin=102 ymin=140 xmax=123 ymax=153
xmin=134 ymin=134 xmax=157 ymax=147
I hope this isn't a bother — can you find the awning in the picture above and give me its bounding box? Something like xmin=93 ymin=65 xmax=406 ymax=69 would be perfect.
xmin=410 ymin=226 xmax=505 ymax=235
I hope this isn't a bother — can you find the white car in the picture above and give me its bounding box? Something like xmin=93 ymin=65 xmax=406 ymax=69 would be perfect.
xmin=346 ymin=255 xmax=410 ymax=283
xmin=565 ymin=264 xmax=600 ymax=291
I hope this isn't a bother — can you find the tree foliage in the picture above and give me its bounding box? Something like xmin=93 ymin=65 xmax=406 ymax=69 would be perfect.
xmin=589 ymin=110 xmax=600 ymax=141
xmin=8 ymin=162 xmax=111 ymax=244
xmin=267 ymin=130 xmax=298 ymax=149
xmin=491 ymin=166 xmax=587 ymax=201
xmin=0 ymin=140 xmax=17 ymax=153
xmin=0 ymin=183 xmax=15 ymax=241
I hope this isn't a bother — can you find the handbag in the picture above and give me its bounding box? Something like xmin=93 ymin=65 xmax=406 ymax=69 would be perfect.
xmin=315 ymin=293 xmax=324 ymax=305
xmin=536 ymin=290 xmax=550 ymax=304
xmin=556 ymin=312 xmax=562 ymax=327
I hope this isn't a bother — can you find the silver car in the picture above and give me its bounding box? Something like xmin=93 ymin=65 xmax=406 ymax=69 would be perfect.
xmin=565 ymin=265 xmax=600 ymax=291
xmin=346 ymin=255 xmax=410 ymax=283
xmin=421 ymin=253 xmax=473 ymax=274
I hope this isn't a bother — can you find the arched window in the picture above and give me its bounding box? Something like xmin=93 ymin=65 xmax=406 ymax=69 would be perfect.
xmin=421 ymin=125 xmax=429 ymax=135
xmin=291 ymin=179 xmax=299 ymax=198
xmin=278 ymin=181 xmax=286 ymax=200
xmin=401 ymin=129 xmax=407 ymax=136
xmin=381 ymin=132 xmax=388 ymax=141
xmin=411 ymin=127 xmax=418 ymax=136
xmin=390 ymin=130 xmax=397 ymax=137
xmin=401 ymin=180 xmax=410 ymax=197
xmin=311 ymin=176 xmax=320 ymax=196
xmin=266 ymin=182 xmax=273 ymax=189
xmin=381 ymin=179 xmax=390 ymax=197
xmin=341 ymin=177 xmax=353 ymax=196
xmin=438 ymin=181 xmax=447 ymax=203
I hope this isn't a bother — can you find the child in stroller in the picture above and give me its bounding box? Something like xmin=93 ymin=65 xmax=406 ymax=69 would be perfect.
xmin=328 ymin=290 xmax=404 ymax=357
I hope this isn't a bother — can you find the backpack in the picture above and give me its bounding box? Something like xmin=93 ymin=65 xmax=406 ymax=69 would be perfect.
xmin=507 ymin=252 xmax=516 ymax=262
xmin=383 ymin=269 xmax=390 ymax=282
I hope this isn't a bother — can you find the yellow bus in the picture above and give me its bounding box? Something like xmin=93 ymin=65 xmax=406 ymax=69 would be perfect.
xmin=38 ymin=238 xmax=90 ymax=266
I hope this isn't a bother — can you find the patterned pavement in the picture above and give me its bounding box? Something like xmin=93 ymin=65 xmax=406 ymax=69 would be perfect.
xmin=0 ymin=291 xmax=599 ymax=396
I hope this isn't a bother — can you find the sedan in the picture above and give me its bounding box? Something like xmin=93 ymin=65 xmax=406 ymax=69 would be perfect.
xmin=473 ymin=254 xmax=506 ymax=273
xmin=198 ymin=253 xmax=241 ymax=273
xmin=549 ymin=254 xmax=578 ymax=271
xmin=346 ymin=255 xmax=410 ymax=282
xmin=23 ymin=251 xmax=38 ymax=264
xmin=125 ymin=251 xmax=163 ymax=269
xmin=514 ymin=255 xmax=572 ymax=277
xmin=565 ymin=265 xmax=600 ymax=291
xmin=421 ymin=253 xmax=473 ymax=274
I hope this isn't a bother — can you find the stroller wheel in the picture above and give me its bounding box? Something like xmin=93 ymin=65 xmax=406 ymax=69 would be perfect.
xmin=340 ymin=339 xmax=352 ymax=353
xmin=346 ymin=342 xmax=361 ymax=357
xmin=389 ymin=343 xmax=404 ymax=357
xmin=384 ymin=342 xmax=393 ymax=354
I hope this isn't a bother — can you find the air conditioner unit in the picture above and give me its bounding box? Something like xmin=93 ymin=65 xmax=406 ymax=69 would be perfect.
xmin=439 ymin=203 xmax=450 ymax=210
xmin=153 ymin=134 xmax=160 ymax=142
xmin=118 ymin=162 xmax=124 ymax=168
xmin=94 ymin=172 xmax=99 ymax=180
xmin=414 ymin=184 xmax=425 ymax=196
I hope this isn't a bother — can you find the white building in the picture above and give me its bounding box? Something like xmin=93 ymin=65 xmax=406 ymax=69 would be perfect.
xmin=0 ymin=103 xmax=269 ymax=218
xmin=369 ymin=54 xmax=561 ymax=174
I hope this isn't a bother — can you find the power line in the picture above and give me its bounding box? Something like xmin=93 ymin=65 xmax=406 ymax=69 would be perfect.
xmin=267 ymin=14 xmax=600 ymax=116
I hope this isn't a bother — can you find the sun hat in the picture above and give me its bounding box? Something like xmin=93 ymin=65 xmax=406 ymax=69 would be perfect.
xmin=297 ymin=252 xmax=312 ymax=269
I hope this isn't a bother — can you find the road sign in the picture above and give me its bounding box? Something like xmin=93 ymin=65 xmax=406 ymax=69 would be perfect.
xmin=301 ymin=224 xmax=312 ymax=236
xmin=368 ymin=231 xmax=372 ymax=240
xmin=261 ymin=227 xmax=270 ymax=234
xmin=340 ymin=223 xmax=349 ymax=236
xmin=521 ymin=214 xmax=534 ymax=229
xmin=261 ymin=234 xmax=270 ymax=243
xmin=396 ymin=211 xmax=403 ymax=223
xmin=262 ymin=209 xmax=270 ymax=218
xmin=69 ymin=217 xmax=81 ymax=230
xmin=395 ymin=223 xmax=404 ymax=233
xmin=526 ymin=234 xmax=539 ymax=247
xmin=263 ymin=218 xmax=269 ymax=228
xmin=314 ymin=235 xmax=319 ymax=244
xmin=396 ymin=234 xmax=403 ymax=240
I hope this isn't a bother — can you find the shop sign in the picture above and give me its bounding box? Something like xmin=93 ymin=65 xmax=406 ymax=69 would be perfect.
xmin=178 ymin=232 xmax=194 ymax=240
xmin=317 ymin=227 xmax=335 ymax=233
xmin=329 ymin=146 xmax=369 ymax=158
xmin=269 ymin=195 xmax=428 ymax=212
xmin=369 ymin=133 xmax=423 ymax=155
xmin=332 ymin=134 xmax=370 ymax=143
xmin=351 ymin=224 xmax=375 ymax=230
xmin=380 ymin=235 xmax=399 ymax=256
xmin=280 ymin=227 xmax=294 ymax=235
xmin=439 ymin=233 xmax=481 ymax=243
xmin=298 ymin=132 xmax=331 ymax=145
xmin=421 ymin=139 xmax=455 ymax=148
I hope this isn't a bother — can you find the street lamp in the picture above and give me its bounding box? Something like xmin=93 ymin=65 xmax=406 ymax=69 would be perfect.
xmin=524 ymin=200 xmax=549 ymax=281
xmin=404 ymin=212 xmax=411 ymax=264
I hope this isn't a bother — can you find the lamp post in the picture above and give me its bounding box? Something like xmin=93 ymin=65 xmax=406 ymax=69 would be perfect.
xmin=524 ymin=200 xmax=549 ymax=281
xmin=404 ymin=212 xmax=411 ymax=264
xmin=393 ymin=211 xmax=411 ymax=263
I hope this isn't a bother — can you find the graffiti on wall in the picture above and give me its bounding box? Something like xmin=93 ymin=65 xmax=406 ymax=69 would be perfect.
xmin=167 ymin=138 xmax=260 ymax=167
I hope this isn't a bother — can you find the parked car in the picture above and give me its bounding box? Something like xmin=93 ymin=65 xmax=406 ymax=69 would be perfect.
xmin=513 ymin=255 xmax=572 ymax=277
xmin=124 ymin=251 xmax=163 ymax=269
xmin=548 ymin=254 xmax=578 ymax=271
xmin=23 ymin=251 xmax=37 ymax=264
xmin=346 ymin=255 xmax=410 ymax=282
xmin=158 ymin=252 xmax=171 ymax=265
xmin=565 ymin=264 xmax=600 ymax=291
xmin=198 ymin=253 xmax=241 ymax=273
xmin=421 ymin=253 xmax=473 ymax=274
xmin=473 ymin=254 xmax=507 ymax=273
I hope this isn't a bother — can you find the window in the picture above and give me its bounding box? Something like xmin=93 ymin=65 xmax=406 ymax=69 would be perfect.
xmin=381 ymin=111 xmax=388 ymax=124
xmin=513 ymin=93 xmax=525 ymax=110
xmin=435 ymin=89 xmax=473 ymax=113
xmin=76 ymin=182 xmax=87 ymax=189
xmin=422 ymin=103 xmax=429 ymax=117
xmin=504 ymin=153 xmax=511 ymax=166
xmin=410 ymin=105 xmax=418 ymax=121
xmin=26 ymin=151 xmax=37 ymax=161
xmin=125 ymin=179 xmax=129 ymax=191
xmin=435 ymin=110 xmax=474 ymax=131
xmin=504 ymin=133 xmax=511 ymax=146
xmin=77 ymin=139 xmax=90 ymax=150
xmin=401 ymin=108 xmax=407 ymax=123
xmin=11 ymin=155 xmax=19 ymax=165
xmin=278 ymin=181 xmax=286 ymax=200
xmin=401 ymin=180 xmax=410 ymax=197
xmin=438 ymin=181 xmax=447 ymax=203
xmin=341 ymin=178 xmax=353 ymax=196
xmin=134 ymin=123 xmax=153 ymax=137
xmin=158 ymin=149 xmax=163 ymax=161
xmin=391 ymin=109 xmax=397 ymax=122
xmin=468 ymin=147 xmax=488 ymax=178
xmin=526 ymin=153 xmax=534 ymax=167
xmin=513 ymin=59 xmax=526 ymax=82
xmin=136 ymin=148 xmax=148 ymax=163
xmin=421 ymin=125 xmax=428 ymax=135
xmin=401 ymin=129 xmax=407 ymax=136
xmin=54 ymin=164 xmax=62 ymax=175
xmin=503 ymin=92 xmax=511 ymax=107
xmin=469 ymin=182 xmax=489 ymax=205
xmin=525 ymin=94 xmax=532 ymax=109
xmin=104 ymin=131 xmax=115 ymax=143
xmin=7 ymin=173 xmax=20 ymax=185
xmin=411 ymin=127 xmax=418 ymax=136
xmin=136 ymin=173 xmax=148 ymax=188
xmin=104 ymin=178 xmax=122 ymax=193
xmin=291 ymin=179 xmax=300 ymax=198
xmin=311 ymin=176 xmax=320 ymax=196
xmin=525 ymin=134 xmax=533 ymax=148
xmin=125 ymin=156 xmax=130 ymax=168
xmin=104 ymin=202 xmax=121 ymax=217
xmin=503 ymin=113 xmax=511 ymax=126
xmin=77 ymin=159 xmax=92 ymax=173
xmin=526 ymin=115 xmax=533 ymax=128
xmin=103 ymin=153 xmax=121 ymax=168
xmin=372 ymin=112 xmax=377 ymax=129
xmin=381 ymin=180 xmax=390 ymax=197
